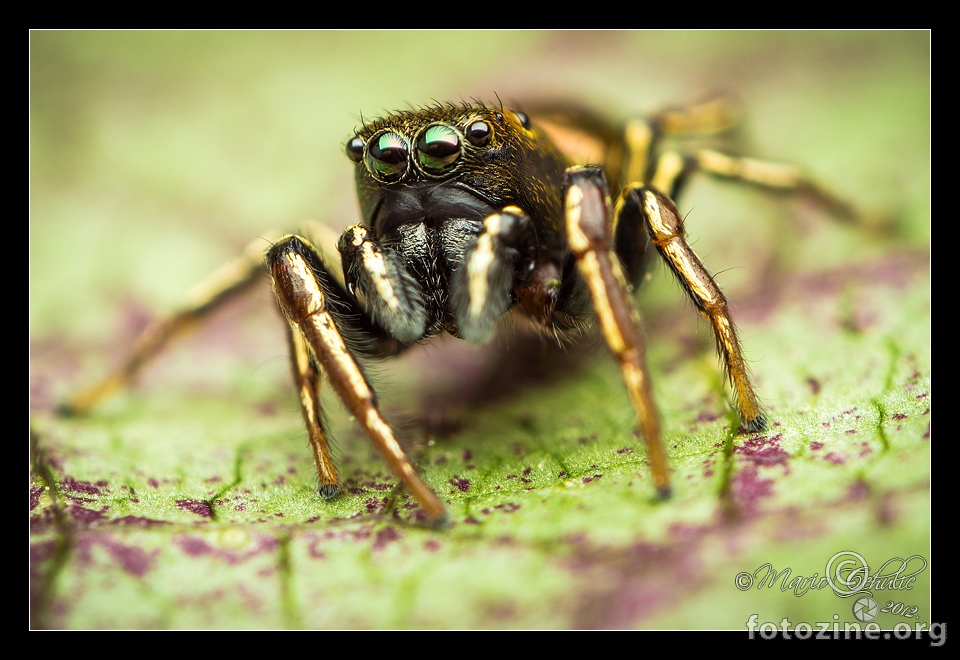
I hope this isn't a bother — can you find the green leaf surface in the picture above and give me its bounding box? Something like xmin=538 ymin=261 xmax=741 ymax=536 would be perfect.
xmin=30 ymin=31 xmax=930 ymax=630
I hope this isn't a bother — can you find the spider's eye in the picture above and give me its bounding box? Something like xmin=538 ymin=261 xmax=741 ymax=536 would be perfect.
xmin=346 ymin=136 xmax=365 ymax=163
xmin=415 ymin=124 xmax=461 ymax=174
xmin=465 ymin=120 xmax=492 ymax=147
xmin=365 ymin=130 xmax=410 ymax=181
xmin=514 ymin=111 xmax=530 ymax=129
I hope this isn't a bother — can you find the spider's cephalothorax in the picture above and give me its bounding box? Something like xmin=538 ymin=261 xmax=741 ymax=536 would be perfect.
xmin=64 ymin=97 xmax=861 ymax=528
xmin=340 ymin=104 xmax=581 ymax=346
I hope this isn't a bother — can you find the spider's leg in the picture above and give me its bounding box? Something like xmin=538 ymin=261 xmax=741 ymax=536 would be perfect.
xmin=626 ymin=96 xmax=875 ymax=229
xmin=652 ymin=148 xmax=865 ymax=227
xmin=652 ymin=94 xmax=742 ymax=137
xmin=267 ymin=235 xmax=448 ymax=526
xmin=59 ymin=233 xmax=281 ymax=416
xmin=338 ymin=224 xmax=429 ymax=344
xmin=617 ymin=182 xmax=767 ymax=433
xmin=285 ymin=322 xmax=340 ymax=498
xmin=622 ymin=95 xmax=742 ymax=189
xmin=564 ymin=166 xmax=671 ymax=498
xmin=451 ymin=208 xmax=538 ymax=345
xmin=692 ymin=149 xmax=867 ymax=224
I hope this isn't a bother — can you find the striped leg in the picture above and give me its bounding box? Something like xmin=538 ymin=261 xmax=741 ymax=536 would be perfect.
xmin=645 ymin=148 xmax=863 ymax=227
xmin=452 ymin=207 xmax=538 ymax=345
xmin=267 ymin=235 xmax=448 ymax=527
xmin=687 ymin=149 xmax=861 ymax=223
xmin=564 ymin=166 xmax=671 ymax=498
xmin=285 ymin=322 xmax=339 ymax=498
xmin=622 ymin=95 xmax=742 ymax=191
xmin=59 ymin=234 xmax=279 ymax=416
xmin=623 ymin=95 xmax=868 ymax=227
xmin=619 ymin=184 xmax=767 ymax=433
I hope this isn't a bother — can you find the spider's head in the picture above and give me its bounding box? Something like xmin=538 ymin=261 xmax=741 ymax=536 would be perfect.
xmin=345 ymin=103 xmax=567 ymax=235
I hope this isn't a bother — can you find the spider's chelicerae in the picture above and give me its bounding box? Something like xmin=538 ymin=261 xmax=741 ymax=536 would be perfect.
xmin=64 ymin=97 xmax=860 ymax=527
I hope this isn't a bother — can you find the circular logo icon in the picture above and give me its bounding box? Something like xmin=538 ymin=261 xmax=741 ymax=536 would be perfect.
xmin=853 ymin=595 xmax=879 ymax=622
xmin=826 ymin=550 xmax=870 ymax=596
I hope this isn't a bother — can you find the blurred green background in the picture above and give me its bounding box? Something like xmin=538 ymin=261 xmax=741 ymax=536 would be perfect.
xmin=30 ymin=31 xmax=930 ymax=629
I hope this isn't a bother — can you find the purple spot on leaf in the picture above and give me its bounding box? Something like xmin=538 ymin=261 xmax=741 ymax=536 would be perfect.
xmin=694 ymin=411 xmax=724 ymax=424
xmin=175 ymin=535 xmax=214 ymax=556
xmin=31 ymin=539 xmax=58 ymax=571
xmin=67 ymin=504 xmax=109 ymax=525
xmin=735 ymin=434 xmax=789 ymax=467
xmin=449 ymin=477 xmax=470 ymax=492
xmin=847 ymin=481 xmax=870 ymax=501
xmin=60 ymin=478 xmax=103 ymax=496
xmin=408 ymin=509 xmax=428 ymax=524
xmin=99 ymin=536 xmax=159 ymax=577
xmin=373 ymin=527 xmax=403 ymax=551
xmin=30 ymin=484 xmax=43 ymax=510
xmin=730 ymin=465 xmax=774 ymax=515
xmin=109 ymin=515 xmax=170 ymax=527
xmin=364 ymin=497 xmax=385 ymax=513
xmin=176 ymin=499 xmax=213 ymax=517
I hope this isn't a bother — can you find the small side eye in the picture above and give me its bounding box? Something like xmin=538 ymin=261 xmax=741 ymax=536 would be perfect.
xmin=465 ymin=120 xmax=492 ymax=147
xmin=346 ymin=137 xmax=365 ymax=163
xmin=514 ymin=111 xmax=530 ymax=129
xmin=416 ymin=124 xmax=461 ymax=174
xmin=365 ymin=130 xmax=410 ymax=181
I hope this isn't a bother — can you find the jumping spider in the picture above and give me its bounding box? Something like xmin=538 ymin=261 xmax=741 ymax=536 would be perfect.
xmin=63 ymin=96 xmax=859 ymax=527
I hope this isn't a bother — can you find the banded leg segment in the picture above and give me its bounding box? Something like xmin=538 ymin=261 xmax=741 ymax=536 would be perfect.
xmin=622 ymin=185 xmax=767 ymax=432
xmin=453 ymin=207 xmax=538 ymax=345
xmin=338 ymin=224 xmax=428 ymax=344
xmin=690 ymin=149 xmax=860 ymax=223
xmin=564 ymin=167 xmax=671 ymax=497
xmin=621 ymin=95 xmax=741 ymax=194
xmin=60 ymin=234 xmax=279 ymax=416
xmin=267 ymin=235 xmax=448 ymax=526
xmin=285 ymin=322 xmax=339 ymax=498
xmin=646 ymin=148 xmax=863 ymax=225
xmin=621 ymin=95 xmax=866 ymax=228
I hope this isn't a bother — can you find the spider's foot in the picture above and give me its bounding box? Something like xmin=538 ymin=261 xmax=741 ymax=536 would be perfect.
xmin=655 ymin=484 xmax=673 ymax=501
xmin=319 ymin=484 xmax=341 ymax=500
xmin=57 ymin=375 xmax=126 ymax=418
xmin=429 ymin=513 xmax=451 ymax=531
xmin=740 ymin=413 xmax=768 ymax=434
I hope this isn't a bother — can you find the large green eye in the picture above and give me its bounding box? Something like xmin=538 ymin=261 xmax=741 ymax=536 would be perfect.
xmin=415 ymin=124 xmax=461 ymax=174
xmin=365 ymin=130 xmax=410 ymax=181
